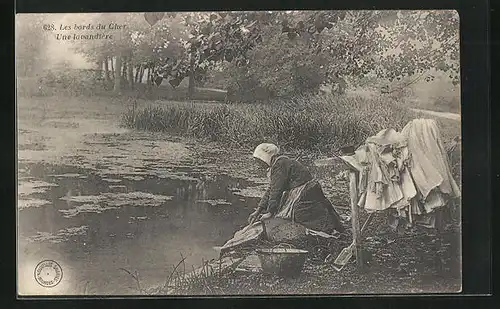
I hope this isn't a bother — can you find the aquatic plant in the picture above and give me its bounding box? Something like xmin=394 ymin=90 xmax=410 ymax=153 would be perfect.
xmin=120 ymin=253 xmax=238 ymax=295
xmin=121 ymin=93 xmax=414 ymax=153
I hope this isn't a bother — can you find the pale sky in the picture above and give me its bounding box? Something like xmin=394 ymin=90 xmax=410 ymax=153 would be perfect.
xmin=41 ymin=14 xmax=96 ymax=69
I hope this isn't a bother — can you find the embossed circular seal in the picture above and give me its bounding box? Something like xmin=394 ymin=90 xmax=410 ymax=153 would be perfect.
xmin=34 ymin=260 xmax=63 ymax=288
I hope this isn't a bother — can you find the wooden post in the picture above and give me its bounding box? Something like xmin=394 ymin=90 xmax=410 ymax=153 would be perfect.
xmin=349 ymin=170 xmax=364 ymax=271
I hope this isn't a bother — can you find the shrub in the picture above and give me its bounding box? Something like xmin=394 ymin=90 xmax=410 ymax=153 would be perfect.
xmin=223 ymin=27 xmax=329 ymax=102
xmin=37 ymin=66 xmax=106 ymax=96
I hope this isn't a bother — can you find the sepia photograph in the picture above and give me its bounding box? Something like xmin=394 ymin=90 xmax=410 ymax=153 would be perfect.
xmin=16 ymin=10 xmax=462 ymax=296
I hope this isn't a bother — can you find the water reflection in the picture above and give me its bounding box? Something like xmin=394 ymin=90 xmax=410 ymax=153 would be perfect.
xmin=18 ymin=162 xmax=259 ymax=295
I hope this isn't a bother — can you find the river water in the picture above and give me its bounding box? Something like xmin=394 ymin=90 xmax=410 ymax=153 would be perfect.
xmin=16 ymin=97 xmax=271 ymax=295
xmin=18 ymin=160 xmax=263 ymax=295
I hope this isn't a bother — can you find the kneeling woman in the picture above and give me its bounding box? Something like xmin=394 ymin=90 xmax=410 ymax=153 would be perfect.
xmin=219 ymin=143 xmax=344 ymax=255
xmin=249 ymin=143 xmax=344 ymax=233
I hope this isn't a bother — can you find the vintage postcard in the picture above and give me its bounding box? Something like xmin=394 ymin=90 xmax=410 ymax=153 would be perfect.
xmin=16 ymin=11 xmax=461 ymax=296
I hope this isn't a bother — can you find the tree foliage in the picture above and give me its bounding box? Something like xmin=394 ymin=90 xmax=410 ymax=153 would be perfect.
xmin=223 ymin=24 xmax=330 ymax=99
xmin=375 ymin=10 xmax=460 ymax=86
xmin=148 ymin=11 xmax=273 ymax=90
xmin=279 ymin=10 xmax=460 ymax=86
xmin=65 ymin=11 xmax=460 ymax=98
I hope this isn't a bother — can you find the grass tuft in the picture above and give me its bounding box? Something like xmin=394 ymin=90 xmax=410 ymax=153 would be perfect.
xmin=121 ymin=93 xmax=432 ymax=153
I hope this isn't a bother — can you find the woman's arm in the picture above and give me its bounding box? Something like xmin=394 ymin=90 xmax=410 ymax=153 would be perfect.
xmin=266 ymin=159 xmax=289 ymax=215
xmin=257 ymin=188 xmax=270 ymax=212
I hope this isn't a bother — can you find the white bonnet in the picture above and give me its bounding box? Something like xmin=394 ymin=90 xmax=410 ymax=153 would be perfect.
xmin=253 ymin=143 xmax=280 ymax=166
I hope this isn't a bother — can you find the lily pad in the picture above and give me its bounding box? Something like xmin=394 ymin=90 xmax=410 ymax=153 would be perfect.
xmin=27 ymin=225 xmax=88 ymax=243
xmin=196 ymin=199 xmax=232 ymax=206
xmin=59 ymin=203 xmax=116 ymax=218
xmin=18 ymin=198 xmax=51 ymax=209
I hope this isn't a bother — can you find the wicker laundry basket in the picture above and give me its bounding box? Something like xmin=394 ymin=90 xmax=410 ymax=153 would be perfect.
xmin=256 ymin=244 xmax=308 ymax=278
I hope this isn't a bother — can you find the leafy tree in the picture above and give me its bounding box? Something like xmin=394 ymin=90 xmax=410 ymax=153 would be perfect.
xmin=199 ymin=10 xmax=459 ymax=99
xmin=145 ymin=11 xmax=274 ymax=98
xmin=131 ymin=13 xmax=189 ymax=87
xmin=224 ymin=23 xmax=330 ymax=100
xmin=71 ymin=13 xmax=188 ymax=93
xmin=375 ymin=10 xmax=460 ymax=87
xmin=73 ymin=10 xmax=459 ymax=99
xmin=280 ymin=10 xmax=460 ymax=88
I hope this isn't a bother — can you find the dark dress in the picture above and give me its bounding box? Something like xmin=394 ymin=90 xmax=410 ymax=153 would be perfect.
xmin=257 ymin=155 xmax=345 ymax=233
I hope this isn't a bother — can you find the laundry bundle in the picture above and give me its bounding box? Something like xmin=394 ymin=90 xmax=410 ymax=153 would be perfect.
xmin=341 ymin=118 xmax=461 ymax=229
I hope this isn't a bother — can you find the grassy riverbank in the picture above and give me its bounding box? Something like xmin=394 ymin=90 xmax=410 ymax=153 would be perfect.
xmin=116 ymin=93 xmax=462 ymax=295
xmin=121 ymin=94 xmax=420 ymax=152
xmin=17 ymin=94 xmax=461 ymax=295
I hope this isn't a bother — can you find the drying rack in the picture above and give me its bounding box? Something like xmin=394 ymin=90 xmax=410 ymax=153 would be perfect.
xmin=336 ymin=149 xmax=458 ymax=272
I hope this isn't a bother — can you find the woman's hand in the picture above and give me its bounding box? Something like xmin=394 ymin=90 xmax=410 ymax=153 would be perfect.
xmin=258 ymin=212 xmax=272 ymax=220
xmin=247 ymin=209 xmax=261 ymax=224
